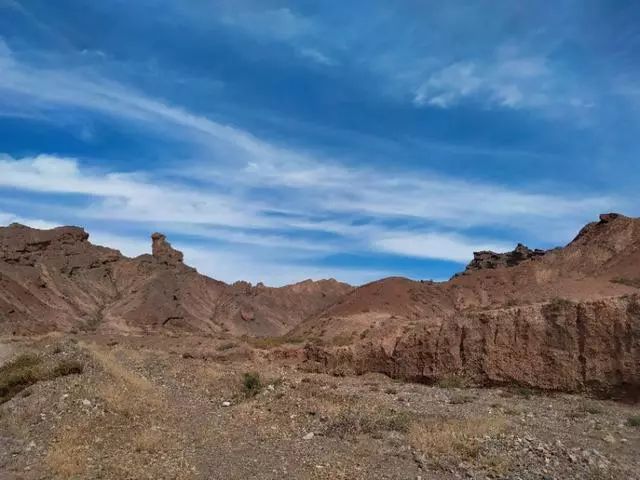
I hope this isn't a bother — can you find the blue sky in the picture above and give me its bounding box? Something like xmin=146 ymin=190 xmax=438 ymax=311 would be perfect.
xmin=1 ymin=0 xmax=639 ymax=285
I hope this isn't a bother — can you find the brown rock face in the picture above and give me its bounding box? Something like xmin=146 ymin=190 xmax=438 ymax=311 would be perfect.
xmin=2 ymin=213 xmax=640 ymax=396
xmin=295 ymin=213 xmax=640 ymax=395
xmin=463 ymin=243 xmax=547 ymax=273
xmin=151 ymin=232 xmax=184 ymax=265
xmin=303 ymin=296 xmax=640 ymax=395
xmin=0 ymin=224 xmax=352 ymax=336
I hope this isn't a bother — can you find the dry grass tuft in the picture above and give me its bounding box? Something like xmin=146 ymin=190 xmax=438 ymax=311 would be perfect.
xmin=46 ymin=426 xmax=89 ymax=477
xmin=324 ymin=407 xmax=413 ymax=438
xmin=133 ymin=429 xmax=164 ymax=453
xmin=409 ymin=416 xmax=507 ymax=467
xmin=449 ymin=392 xmax=474 ymax=404
xmin=83 ymin=342 xmax=164 ymax=415
xmin=0 ymin=354 xmax=42 ymax=403
xmin=1 ymin=353 xmax=84 ymax=403
xmin=51 ymin=359 xmax=84 ymax=377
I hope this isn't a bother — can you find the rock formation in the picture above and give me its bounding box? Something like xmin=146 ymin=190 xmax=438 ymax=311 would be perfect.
xmin=294 ymin=213 xmax=640 ymax=395
xmin=0 ymin=227 xmax=352 ymax=336
xmin=151 ymin=232 xmax=184 ymax=265
xmin=462 ymin=243 xmax=547 ymax=273
xmin=1 ymin=213 xmax=639 ymax=395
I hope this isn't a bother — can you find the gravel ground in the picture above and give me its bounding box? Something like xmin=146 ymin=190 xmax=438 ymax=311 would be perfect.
xmin=1 ymin=334 xmax=639 ymax=480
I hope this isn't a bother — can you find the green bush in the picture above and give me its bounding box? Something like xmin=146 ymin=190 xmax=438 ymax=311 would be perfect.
xmin=627 ymin=416 xmax=640 ymax=427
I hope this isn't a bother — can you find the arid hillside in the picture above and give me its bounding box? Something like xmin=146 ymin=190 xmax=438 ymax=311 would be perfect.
xmin=0 ymin=224 xmax=352 ymax=337
xmin=1 ymin=214 xmax=639 ymax=395
xmin=1 ymin=215 xmax=640 ymax=480
xmin=294 ymin=214 xmax=640 ymax=395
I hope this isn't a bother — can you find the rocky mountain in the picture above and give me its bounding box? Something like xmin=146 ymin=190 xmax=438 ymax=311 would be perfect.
xmin=0 ymin=224 xmax=352 ymax=336
xmin=294 ymin=214 xmax=640 ymax=395
xmin=1 ymin=213 xmax=639 ymax=395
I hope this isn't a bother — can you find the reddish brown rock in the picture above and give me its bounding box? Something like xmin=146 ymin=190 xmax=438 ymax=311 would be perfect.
xmin=151 ymin=232 xmax=184 ymax=265
xmin=462 ymin=243 xmax=548 ymax=273
xmin=303 ymin=295 xmax=640 ymax=395
xmin=294 ymin=213 xmax=640 ymax=395
xmin=0 ymin=224 xmax=352 ymax=336
xmin=1 ymin=213 xmax=640 ymax=395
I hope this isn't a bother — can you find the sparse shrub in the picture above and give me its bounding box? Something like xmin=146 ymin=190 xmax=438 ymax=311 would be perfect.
xmin=217 ymin=342 xmax=236 ymax=351
xmin=409 ymin=416 xmax=507 ymax=468
xmin=331 ymin=334 xmax=353 ymax=347
xmin=513 ymin=386 xmax=535 ymax=399
xmin=611 ymin=277 xmax=640 ymax=289
xmin=384 ymin=387 xmax=397 ymax=395
xmin=436 ymin=375 xmax=467 ymax=389
xmin=627 ymin=416 xmax=640 ymax=427
xmin=324 ymin=408 xmax=412 ymax=438
xmin=0 ymin=353 xmax=42 ymax=403
xmin=133 ymin=430 xmax=163 ymax=453
xmin=248 ymin=336 xmax=304 ymax=349
xmin=449 ymin=392 xmax=473 ymax=405
xmin=242 ymin=372 xmax=262 ymax=398
xmin=569 ymin=401 xmax=603 ymax=417
xmin=547 ymin=297 xmax=574 ymax=312
xmin=51 ymin=359 xmax=84 ymax=377
xmin=0 ymin=353 xmax=84 ymax=404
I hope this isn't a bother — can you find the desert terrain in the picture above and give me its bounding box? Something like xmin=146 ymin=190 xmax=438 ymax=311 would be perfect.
xmin=1 ymin=213 xmax=639 ymax=479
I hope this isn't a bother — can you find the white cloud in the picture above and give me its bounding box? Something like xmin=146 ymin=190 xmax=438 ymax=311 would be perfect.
xmin=218 ymin=6 xmax=336 ymax=67
xmin=0 ymin=154 xmax=265 ymax=229
xmin=0 ymin=211 xmax=60 ymax=230
xmin=181 ymin=245 xmax=384 ymax=286
xmin=85 ymin=229 xmax=385 ymax=286
xmin=372 ymin=232 xmax=512 ymax=263
xmin=0 ymin=46 xmax=620 ymax=275
xmin=413 ymin=55 xmax=553 ymax=109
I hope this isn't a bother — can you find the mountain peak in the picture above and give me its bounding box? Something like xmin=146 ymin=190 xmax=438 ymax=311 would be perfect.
xmin=151 ymin=232 xmax=184 ymax=265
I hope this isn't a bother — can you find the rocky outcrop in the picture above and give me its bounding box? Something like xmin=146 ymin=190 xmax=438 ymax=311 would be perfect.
xmin=303 ymin=295 xmax=640 ymax=396
xmin=151 ymin=232 xmax=184 ymax=265
xmin=2 ymin=213 xmax=640 ymax=396
xmin=463 ymin=243 xmax=547 ymax=273
xmin=0 ymin=225 xmax=352 ymax=336
xmin=295 ymin=213 xmax=640 ymax=395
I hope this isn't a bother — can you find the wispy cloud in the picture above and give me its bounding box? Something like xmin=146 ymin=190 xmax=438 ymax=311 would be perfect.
xmin=221 ymin=7 xmax=313 ymax=41
xmin=0 ymin=41 xmax=624 ymax=285
xmin=412 ymin=50 xmax=581 ymax=110
xmin=217 ymin=6 xmax=335 ymax=66
xmin=372 ymin=232 xmax=512 ymax=263
xmin=297 ymin=47 xmax=336 ymax=66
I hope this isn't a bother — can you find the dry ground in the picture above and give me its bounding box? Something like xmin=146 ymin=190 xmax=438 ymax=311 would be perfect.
xmin=0 ymin=334 xmax=639 ymax=480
